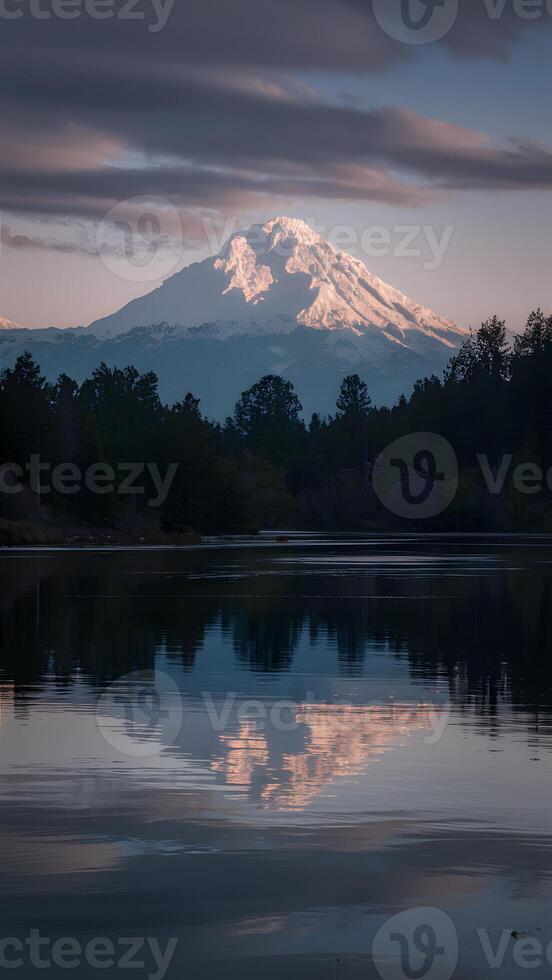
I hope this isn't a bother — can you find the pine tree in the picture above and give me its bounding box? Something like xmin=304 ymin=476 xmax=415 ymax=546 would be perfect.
xmin=232 ymin=375 xmax=305 ymax=473
xmin=336 ymin=374 xmax=372 ymax=418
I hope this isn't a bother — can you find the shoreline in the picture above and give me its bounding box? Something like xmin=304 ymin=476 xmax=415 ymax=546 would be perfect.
xmin=3 ymin=528 xmax=552 ymax=553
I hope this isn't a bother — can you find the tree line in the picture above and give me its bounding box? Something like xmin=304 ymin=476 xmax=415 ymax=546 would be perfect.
xmin=1 ymin=309 xmax=552 ymax=535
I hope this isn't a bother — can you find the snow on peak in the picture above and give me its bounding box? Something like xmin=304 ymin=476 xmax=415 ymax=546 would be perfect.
xmin=262 ymin=216 xmax=321 ymax=247
xmin=213 ymin=216 xmax=466 ymax=347
xmin=214 ymin=236 xmax=274 ymax=304
xmin=87 ymin=215 xmax=467 ymax=354
xmin=0 ymin=316 xmax=23 ymax=330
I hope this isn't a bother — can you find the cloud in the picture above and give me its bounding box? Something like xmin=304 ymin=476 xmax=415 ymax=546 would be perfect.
xmin=0 ymin=0 xmax=550 ymax=234
xmin=1 ymin=0 xmax=548 ymax=75
xmin=1 ymin=89 xmax=551 ymax=230
xmin=1 ymin=222 xmax=91 ymax=254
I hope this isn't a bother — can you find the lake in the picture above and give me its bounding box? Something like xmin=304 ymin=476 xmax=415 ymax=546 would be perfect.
xmin=1 ymin=535 xmax=552 ymax=979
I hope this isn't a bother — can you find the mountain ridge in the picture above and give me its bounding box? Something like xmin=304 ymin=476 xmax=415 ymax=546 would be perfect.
xmin=0 ymin=217 xmax=467 ymax=416
xmin=87 ymin=216 xmax=467 ymax=353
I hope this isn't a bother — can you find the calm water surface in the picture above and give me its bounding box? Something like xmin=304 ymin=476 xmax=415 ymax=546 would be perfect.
xmin=1 ymin=535 xmax=552 ymax=978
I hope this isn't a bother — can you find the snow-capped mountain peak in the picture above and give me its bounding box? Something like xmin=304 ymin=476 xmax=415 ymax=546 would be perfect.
xmin=208 ymin=215 xmax=466 ymax=348
xmin=0 ymin=316 xmax=23 ymax=330
xmin=262 ymin=215 xmax=322 ymax=247
xmin=212 ymin=216 xmax=327 ymax=309
xmin=1 ymin=218 xmax=470 ymax=416
xmin=87 ymin=216 xmax=467 ymax=356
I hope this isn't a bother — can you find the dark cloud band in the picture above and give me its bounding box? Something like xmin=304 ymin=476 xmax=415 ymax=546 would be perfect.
xmin=1 ymin=0 xmax=550 ymax=228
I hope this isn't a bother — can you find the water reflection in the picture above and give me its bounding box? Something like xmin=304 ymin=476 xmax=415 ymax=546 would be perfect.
xmin=212 ymin=704 xmax=437 ymax=812
xmin=1 ymin=538 xmax=552 ymax=714
xmin=1 ymin=538 xmax=552 ymax=979
xmin=0 ymin=680 xmax=14 ymax=725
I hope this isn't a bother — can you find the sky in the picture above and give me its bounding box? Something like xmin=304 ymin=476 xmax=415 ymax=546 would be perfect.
xmin=1 ymin=0 xmax=551 ymax=331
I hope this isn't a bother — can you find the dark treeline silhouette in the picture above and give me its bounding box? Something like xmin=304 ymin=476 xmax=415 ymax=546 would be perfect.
xmin=2 ymin=310 xmax=552 ymax=534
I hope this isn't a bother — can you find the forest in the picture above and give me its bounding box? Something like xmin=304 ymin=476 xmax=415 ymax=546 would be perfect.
xmin=1 ymin=310 xmax=552 ymax=541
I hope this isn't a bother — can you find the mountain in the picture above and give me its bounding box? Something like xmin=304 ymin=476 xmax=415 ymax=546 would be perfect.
xmin=0 ymin=218 xmax=468 ymax=416
xmin=89 ymin=216 xmax=465 ymax=351
xmin=0 ymin=316 xmax=23 ymax=330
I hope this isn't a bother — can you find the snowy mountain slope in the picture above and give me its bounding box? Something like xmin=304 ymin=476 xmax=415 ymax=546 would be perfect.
xmin=88 ymin=216 xmax=467 ymax=355
xmin=0 ymin=321 xmax=452 ymax=417
xmin=0 ymin=316 xmax=23 ymax=330
xmin=1 ymin=217 xmax=468 ymax=416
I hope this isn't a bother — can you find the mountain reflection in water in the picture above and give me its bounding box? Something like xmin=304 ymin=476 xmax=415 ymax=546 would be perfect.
xmin=1 ymin=537 xmax=552 ymax=980
xmin=212 ymin=704 xmax=436 ymax=811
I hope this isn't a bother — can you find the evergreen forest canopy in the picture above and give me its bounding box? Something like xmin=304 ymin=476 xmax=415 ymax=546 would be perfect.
xmin=1 ymin=311 xmax=552 ymax=538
